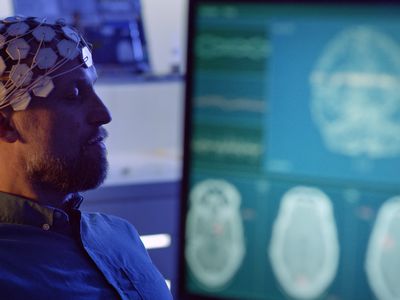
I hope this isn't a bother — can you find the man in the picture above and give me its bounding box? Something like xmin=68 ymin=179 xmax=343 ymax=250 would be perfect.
xmin=0 ymin=16 xmax=172 ymax=299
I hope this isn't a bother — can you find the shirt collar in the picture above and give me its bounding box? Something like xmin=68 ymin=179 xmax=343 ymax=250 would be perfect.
xmin=0 ymin=191 xmax=74 ymax=232
xmin=62 ymin=193 xmax=84 ymax=211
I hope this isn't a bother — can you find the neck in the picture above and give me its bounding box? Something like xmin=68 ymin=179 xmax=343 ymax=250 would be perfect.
xmin=0 ymin=182 xmax=72 ymax=208
xmin=0 ymin=156 xmax=71 ymax=208
xmin=24 ymin=186 xmax=72 ymax=208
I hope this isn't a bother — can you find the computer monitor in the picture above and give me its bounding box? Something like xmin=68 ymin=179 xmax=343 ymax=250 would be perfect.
xmin=179 ymin=1 xmax=400 ymax=299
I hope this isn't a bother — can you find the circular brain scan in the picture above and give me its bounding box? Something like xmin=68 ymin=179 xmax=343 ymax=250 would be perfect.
xmin=269 ymin=186 xmax=339 ymax=299
xmin=310 ymin=26 xmax=400 ymax=158
xmin=366 ymin=196 xmax=400 ymax=300
xmin=185 ymin=179 xmax=245 ymax=290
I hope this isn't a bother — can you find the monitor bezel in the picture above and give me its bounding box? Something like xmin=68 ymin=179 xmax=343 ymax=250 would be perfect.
xmin=178 ymin=1 xmax=400 ymax=299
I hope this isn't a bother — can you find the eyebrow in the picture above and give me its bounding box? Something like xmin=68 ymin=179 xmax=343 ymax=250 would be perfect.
xmin=74 ymin=76 xmax=96 ymax=86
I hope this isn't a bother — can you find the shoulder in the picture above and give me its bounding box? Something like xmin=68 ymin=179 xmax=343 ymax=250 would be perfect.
xmin=79 ymin=212 xmax=173 ymax=299
xmin=79 ymin=212 xmax=144 ymax=251
xmin=81 ymin=212 xmax=138 ymax=231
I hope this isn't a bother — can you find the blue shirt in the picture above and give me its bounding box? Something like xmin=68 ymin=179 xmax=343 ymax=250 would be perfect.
xmin=0 ymin=192 xmax=173 ymax=300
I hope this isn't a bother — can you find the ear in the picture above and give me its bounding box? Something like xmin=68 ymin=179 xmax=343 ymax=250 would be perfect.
xmin=0 ymin=110 xmax=18 ymax=143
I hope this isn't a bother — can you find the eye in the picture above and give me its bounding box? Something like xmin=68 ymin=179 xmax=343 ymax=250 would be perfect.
xmin=72 ymin=87 xmax=80 ymax=97
xmin=65 ymin=87 xmax=81 ymax=100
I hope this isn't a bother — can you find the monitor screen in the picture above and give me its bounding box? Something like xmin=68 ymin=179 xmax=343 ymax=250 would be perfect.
xmin=179 ymin=1 xmax=400 ymax=300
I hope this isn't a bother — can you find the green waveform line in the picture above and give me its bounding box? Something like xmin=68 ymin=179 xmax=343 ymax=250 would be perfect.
xmin=196 ymin=95 xmax=265 ymax=113
xmin=193 ymin=137 xmax=263 ymax=159
xmin=195 ymin=33 xmax=269 ymax=60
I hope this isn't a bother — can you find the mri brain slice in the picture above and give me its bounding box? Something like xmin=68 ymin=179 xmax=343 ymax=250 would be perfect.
xmin=366 ymin=196 xmax=400 ymax=300
xmin=186 ymin=179 xmax=246 ymax=289
xmin=269 ymin=186 xmax=339 ymax=299
xmin=310 ymin=26 xmax=400 ymax=158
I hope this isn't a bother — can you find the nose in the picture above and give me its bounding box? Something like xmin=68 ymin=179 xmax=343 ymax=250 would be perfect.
xmin=88 ymin=92 xmax=112 ymax=126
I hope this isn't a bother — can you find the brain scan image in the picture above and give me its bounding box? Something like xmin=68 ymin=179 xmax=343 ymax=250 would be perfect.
xmin=269 ymin=186 xmax=339 ymax=299
xmin=310 ymin=26 xmax=400 ymax=159
xmin=366 ymin=196 xmax=400 ymax=300
xmin=185 ymin=179 xmax=245 ymax=290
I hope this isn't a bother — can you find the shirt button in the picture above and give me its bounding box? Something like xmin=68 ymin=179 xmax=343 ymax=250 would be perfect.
xmin=42 ymin=223 xmax=50 ymax=231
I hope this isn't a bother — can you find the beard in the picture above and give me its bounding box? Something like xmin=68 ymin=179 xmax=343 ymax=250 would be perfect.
xmin=25 ymin=145 xmax=108 ymax=194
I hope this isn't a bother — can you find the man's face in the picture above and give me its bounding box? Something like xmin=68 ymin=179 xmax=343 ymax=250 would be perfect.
xmin=12 ymin=61 xmax=112 ymax=194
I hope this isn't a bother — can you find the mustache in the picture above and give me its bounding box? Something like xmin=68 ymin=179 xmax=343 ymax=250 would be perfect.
xmin=98 ymin=127 xmax=108 ymax=140
xmin=91 ymin=127 xmax=108 ymax=140
xmin=85 ymin=127 xmax=109 ymax=146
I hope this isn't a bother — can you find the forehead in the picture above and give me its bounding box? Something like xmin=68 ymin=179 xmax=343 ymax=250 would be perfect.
xmin=52 ymin=62 xmax=98 ymax=88
xmin=24 ymin=64 xmax=98 ymax=111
